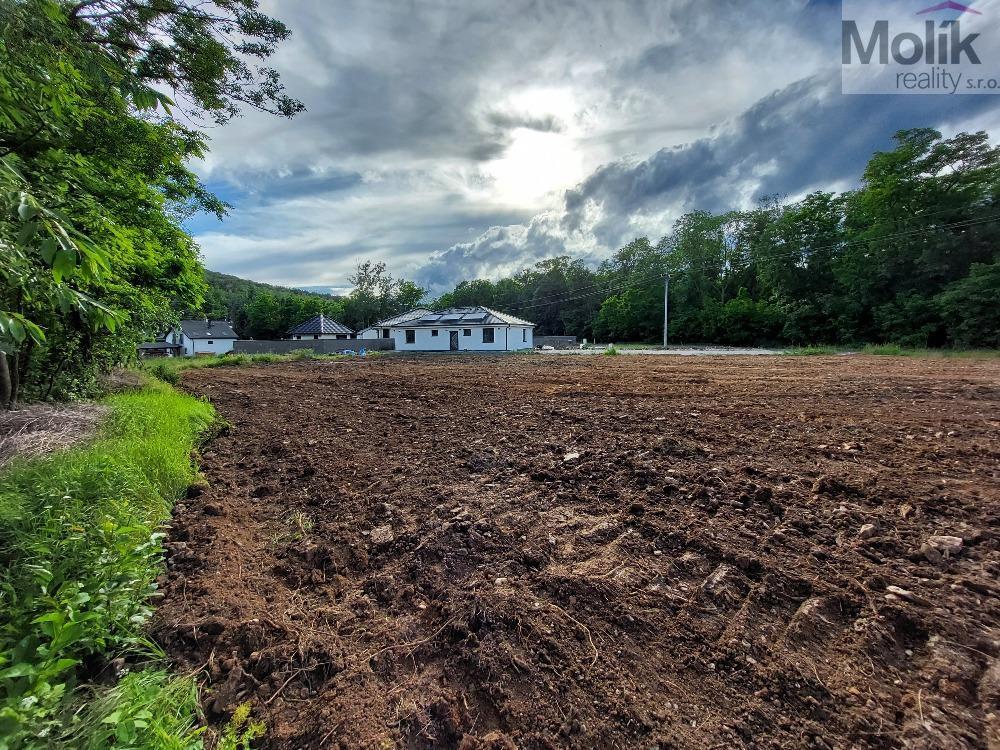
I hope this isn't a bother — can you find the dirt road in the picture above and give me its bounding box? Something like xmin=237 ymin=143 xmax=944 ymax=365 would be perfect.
xmin=153 ymin=355 xmax=1000 ymax=749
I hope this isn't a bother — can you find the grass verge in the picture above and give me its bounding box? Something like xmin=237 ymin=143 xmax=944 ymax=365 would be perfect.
xmin=142 ymin=349 xmax=371 ymax=385
xmin=0 ymin=377 xmax=214 ymax=749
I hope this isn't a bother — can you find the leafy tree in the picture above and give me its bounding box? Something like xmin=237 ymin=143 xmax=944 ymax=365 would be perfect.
xmin=0 ymin=0 xmax=301 ymax=404
xmin=936 ymin=262 xmax=1000 ymax=348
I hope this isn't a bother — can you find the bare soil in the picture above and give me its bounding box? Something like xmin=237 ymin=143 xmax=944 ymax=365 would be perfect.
xmin=152 ymin=355 xmax=1000 ymax=749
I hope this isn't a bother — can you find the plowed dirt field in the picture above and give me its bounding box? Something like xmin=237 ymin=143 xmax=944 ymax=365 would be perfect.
xmin=153 ymin=355 xmax=1000 ymax=749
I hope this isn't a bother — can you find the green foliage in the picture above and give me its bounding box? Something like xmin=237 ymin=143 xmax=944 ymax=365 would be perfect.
xmin=217 ymin=702 xmax=265 ymax=750
xmin=199 ymin=271 xmax=346 ymax=340
xmin=340 ymin=261 xmax=427 ymax=332
xmin=62 ymin=669 xmax=204 ymax=750
xmin=0 ymin=381 xmax=213 ymax=747
xmin=433 ymin=128 xmax=1000 ymax=350
xmin=935 ymin=261 xmax=1000 ymax=348
xmin=0 ymin=0 xmax=300 ymax=405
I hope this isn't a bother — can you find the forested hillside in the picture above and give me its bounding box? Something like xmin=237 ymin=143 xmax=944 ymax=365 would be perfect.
xmin=433 ymin=129 xmax=1000 ymax=348
xmin=198 ymin=263 xmax=425 ymax=339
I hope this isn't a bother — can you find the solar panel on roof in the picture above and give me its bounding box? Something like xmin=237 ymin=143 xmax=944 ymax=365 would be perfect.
xmin=439 ymin=315 xmax=461 ymax=321
xmin=462 ymin=313 xmax=487 ymax=321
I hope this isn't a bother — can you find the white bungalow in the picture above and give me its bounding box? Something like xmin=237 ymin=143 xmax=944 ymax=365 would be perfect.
xmin=286 ymin=314 xmax=355 ymax=340
xmin=391 ymin=307 xmax=534 ymax=352
xmin=165 ymin=319 xmax=238 ymax=356
xmin=357 ymin=308 xmax=434 ymax=340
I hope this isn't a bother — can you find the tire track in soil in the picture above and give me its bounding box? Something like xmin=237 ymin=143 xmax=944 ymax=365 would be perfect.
xmin=151 ymin=355 xmax=1000 ymax=749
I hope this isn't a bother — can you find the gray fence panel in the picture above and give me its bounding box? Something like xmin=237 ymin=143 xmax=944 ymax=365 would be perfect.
xmin=234 ymin=339 xmax=395 ymax=355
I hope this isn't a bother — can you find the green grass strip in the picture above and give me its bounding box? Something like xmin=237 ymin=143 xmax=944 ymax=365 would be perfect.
xmin=0 ymin=378 xmax=213 ymax=749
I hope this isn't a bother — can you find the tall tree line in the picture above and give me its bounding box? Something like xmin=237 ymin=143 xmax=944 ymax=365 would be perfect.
xmin=433 ymin=129 xmax=1000 ymax=348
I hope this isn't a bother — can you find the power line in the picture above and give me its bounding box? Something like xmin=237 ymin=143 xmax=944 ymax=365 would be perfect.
xmin=512 ymin=207 xmax=995 ymax=308
xmin=509 ymin=213 xmax=1000 ymax=312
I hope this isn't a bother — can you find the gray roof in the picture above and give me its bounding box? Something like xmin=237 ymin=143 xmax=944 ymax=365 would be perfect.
xmin=399 ymin=306 xmax=534 ymax=328
xmin=287 ymin=314 xmax=354 ymax=336
xmin=179 ymin=319 xmax=238 ymax=339
xmin=365 ymin=308 xmax=435 ymax=329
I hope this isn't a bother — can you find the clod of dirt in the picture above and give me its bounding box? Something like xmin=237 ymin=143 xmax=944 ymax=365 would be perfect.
xmin=921 ymin=535 xmax=964 ymax=563
xmin=370 ymin=524 xmax=394 ymax=545
xmin=210 ymin=664 xmax=249 ymax=716
xmin=858 ymin=522 xmax=879 ymax=539
xmin=186 ymin=479 xmax=210 ymax=498
xmin=885 ymin=585 xmax=929 ymax=606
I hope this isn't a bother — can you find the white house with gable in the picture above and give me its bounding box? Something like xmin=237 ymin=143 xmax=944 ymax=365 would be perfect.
xmin=357 ymin=308 xmax=434 ymax=340
xmin=168 ymin=319 xmax=238 ymax=356
xmin=390 ymin=307 xmax=534 ymax=351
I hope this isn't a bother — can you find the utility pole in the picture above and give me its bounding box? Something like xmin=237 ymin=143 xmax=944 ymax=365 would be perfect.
xmin=662 ymin=272 xmax=669 ymax=349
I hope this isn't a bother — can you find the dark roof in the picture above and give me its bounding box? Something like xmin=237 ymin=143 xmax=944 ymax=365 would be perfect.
xmin=138 ymin=341 xmax=182 ymax=350
xmin=287 ymin=314 xmax=354 ymax=336
xmin=400 ymin=307 xmax=534 ymax=328
xmin=365 ymin=308 xmax=435 ymax=329
xmin=179 ymin=319 xmax=238 ymax=339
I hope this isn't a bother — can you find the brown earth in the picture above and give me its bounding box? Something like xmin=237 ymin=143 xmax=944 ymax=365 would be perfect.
xmin=152 ymin=354 xmax=1000 ymax=750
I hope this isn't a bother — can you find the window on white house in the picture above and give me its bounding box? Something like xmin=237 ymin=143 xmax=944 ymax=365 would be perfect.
xmin=314 ymin=334 xmax=320 ymax=339
xmin=405 ymin=330 xmax=415 ymax=344
xmin=207 ymin=340 xmax=214 ymax=345
xmin=463 ymin=329 xmax=471 ymax=336
xmin=522 ymin=329 xmax=527 ymax=342
xmin=431 ymin=329 xmax=439 ymax=336
xmin=382 ymin=328 xmax=390 ymax=338
xmin=482 ymin=328 xmax=494 ymax=343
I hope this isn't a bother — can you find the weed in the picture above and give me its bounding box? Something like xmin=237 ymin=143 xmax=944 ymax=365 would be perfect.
xmin=271 ymin=510 xmax=314 ymax=547
xmin=288 ymin=510 xmax=314 ymax=540
xmin=603 ymin=344 xmax=620 ymax=356
xmin=60 ymin=669 xmax=204 ymax=750
xmin=218 ymin=702 xmax=265 ymax=750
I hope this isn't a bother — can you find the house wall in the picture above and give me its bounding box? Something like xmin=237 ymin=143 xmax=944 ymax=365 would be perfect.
xmin=181 ymin=333 xmax=236 ymax=356
xmin=392 ymin=325 xmax=533 ymax=351
xmin=357 ymin=327 xmax=393 ymax=340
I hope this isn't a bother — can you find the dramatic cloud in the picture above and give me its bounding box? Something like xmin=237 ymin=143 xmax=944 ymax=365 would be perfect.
xmin=190 ymin=0 xmax=1000 ymax=292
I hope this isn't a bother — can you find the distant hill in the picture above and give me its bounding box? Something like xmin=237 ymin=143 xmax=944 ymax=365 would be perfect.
xmin=297 ymin=284 xmax=354 ymax=296
xmin=204 ymin=270 xmax=340 ymax=303
xmin=198 ymin=270 xmax=347 ymax=339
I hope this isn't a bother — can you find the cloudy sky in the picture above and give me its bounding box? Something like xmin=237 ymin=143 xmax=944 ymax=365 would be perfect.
xmin=186 ymin=0 xmax=1000 ymax=293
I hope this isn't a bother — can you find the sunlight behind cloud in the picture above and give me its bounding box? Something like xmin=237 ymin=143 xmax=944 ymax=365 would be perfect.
xmin=486 ymin=128 xmax=585 ymax=207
